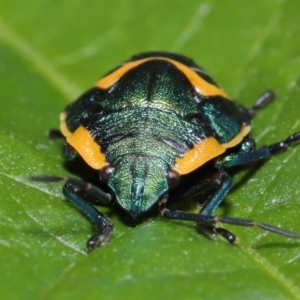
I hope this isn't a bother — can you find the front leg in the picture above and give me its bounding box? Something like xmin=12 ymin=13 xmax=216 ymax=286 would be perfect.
xmin=31 ymin=176 xmax=113 ymax=251
xmin=63 ymin=181 xmax=113 ymax=252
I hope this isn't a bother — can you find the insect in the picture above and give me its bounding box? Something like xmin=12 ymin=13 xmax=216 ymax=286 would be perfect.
xmin=32 ymin=52 xmax=300 ymax=252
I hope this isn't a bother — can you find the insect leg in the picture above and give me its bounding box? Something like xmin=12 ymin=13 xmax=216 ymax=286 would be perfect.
xmin=238 ymin=134 xmax=256 ymax=152
xmin=171 ymin=172 xmax=222 ymax=201
xmin=196 ymin=172 xmax=236 ymax=243
xmin=198 ymin=171 xmax=232 ymax=216
xmin=159 ymin=204 xmax=300 ymax=243
xmin=63 ymin=181 xmax=113 ymax=252
xmin=162 ymin=172 xmax=237 ymax=243
xmin=31 ymin=176 xmax=113 ymax=251
xmin=218 ymin=132 xmax=300 ymax=169
xmin=30 ymin=176 xmax=112 ymax=205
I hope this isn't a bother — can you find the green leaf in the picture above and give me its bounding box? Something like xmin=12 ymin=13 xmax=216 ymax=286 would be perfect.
xmin=1 ymin=1 xmax=300 ymax=299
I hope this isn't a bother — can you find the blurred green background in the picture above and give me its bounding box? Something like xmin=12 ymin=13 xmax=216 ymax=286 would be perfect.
xmin=0 ymin=1 xmax=300 ymax=299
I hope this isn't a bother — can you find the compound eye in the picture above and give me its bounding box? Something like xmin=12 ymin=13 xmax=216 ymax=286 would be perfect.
xmin=166 ymin=169 xmax=180 ymax=188
xmin=99 ymin=165 xmax=115 ymax=182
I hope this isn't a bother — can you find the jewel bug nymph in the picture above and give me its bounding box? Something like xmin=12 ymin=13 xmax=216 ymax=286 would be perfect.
xmin=32 ymin=52 xmax=300 ymax=251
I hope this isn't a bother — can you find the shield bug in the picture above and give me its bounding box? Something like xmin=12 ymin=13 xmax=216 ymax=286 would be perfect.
xmin=32 ymin=52 xmax=300 ymax=251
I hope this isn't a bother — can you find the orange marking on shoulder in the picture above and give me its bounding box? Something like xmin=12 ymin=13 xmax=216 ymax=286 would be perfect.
xmin=66 ymin=126 xmax=108 ymax=170
xmin=173 ymin=124 xmax=251 ymax=175
xmin=173 ymin=137 xmax=225 ymax=175
xmin=96 ymin=57 xmax=229 ymax=99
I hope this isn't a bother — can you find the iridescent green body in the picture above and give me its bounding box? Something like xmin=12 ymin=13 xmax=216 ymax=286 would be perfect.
xmin=62 ymin=53 xmax=251 ymax=214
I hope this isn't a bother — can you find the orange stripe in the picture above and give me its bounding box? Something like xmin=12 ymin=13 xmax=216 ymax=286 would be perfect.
xmin=96 ymin=57 xmax=229 ymax=98
xmin=66 ymin=126 xmax=108 ymax=170
xmin=173 ymin=137 xmax=225 ymax=175
xmin=173 ymin=125 xmax=251 ymax=175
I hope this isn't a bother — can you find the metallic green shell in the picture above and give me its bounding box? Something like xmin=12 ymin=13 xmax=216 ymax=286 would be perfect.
xmin=63 ymin=52 xmax=252 ymax=214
